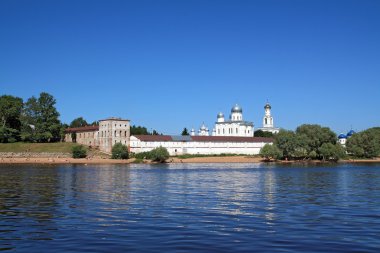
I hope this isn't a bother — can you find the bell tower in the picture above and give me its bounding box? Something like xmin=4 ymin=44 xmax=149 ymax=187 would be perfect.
xmin=263 ymin=102 xmax=273 ymax=128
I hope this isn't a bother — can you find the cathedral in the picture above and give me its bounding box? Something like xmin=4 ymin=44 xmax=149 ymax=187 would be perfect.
xmin=191 ymin=103 xmax=279 ymax=137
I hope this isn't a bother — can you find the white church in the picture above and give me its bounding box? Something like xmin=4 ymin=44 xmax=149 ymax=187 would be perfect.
xmin=191 ymin=103 xmax=279 ymax=137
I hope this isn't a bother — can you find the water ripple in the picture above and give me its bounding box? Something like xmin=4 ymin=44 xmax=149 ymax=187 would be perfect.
xmin=0 ymin=163 xmax=379 ymax=252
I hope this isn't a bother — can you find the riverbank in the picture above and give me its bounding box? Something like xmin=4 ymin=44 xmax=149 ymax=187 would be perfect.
xmin=1 ymin=156 xmax=380 ymax=165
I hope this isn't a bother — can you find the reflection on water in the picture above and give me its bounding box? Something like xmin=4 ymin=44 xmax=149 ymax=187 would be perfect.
xmin=0 ymin=163 xmax=380 ymax=252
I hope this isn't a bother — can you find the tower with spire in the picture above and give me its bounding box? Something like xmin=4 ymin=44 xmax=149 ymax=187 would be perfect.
xmin=257 ymin=101 xmax=280 ymax=134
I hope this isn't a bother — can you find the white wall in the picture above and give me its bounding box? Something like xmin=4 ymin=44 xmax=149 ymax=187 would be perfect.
xmin=130 ymin=136 xmax=270 ymax=156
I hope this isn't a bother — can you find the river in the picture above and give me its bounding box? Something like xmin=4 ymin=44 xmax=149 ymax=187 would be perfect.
xmin=0 ymin=163 xmax=379 ymax=252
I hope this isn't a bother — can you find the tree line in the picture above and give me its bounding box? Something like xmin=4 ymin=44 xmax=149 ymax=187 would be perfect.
xmin=0 ymin=92 xmax=162 ymax=143
xmin=260 ymin=124 xmax=380 ymax=161
xmin=0 ymin=93 xmax=63 ymax=143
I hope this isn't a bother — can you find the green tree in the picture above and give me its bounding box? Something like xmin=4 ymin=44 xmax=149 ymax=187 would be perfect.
xmin=0 ymin=95 xmax=23 ymax=142
xmin=150 ymin=146 xmax=170 ymax=163
xmin=259 ymin=144 xmax=283 ymax=161
xmin=181 ymin=128 xmax=189 ymax=136
xmin=21 ymin=92 xmax=61 ymax=142
xmin=274 ymin=129 xmax=310 ymax=160
xmin=69 ymin=117 xmax=88 ymax=143
xmin=296 ymin=124 xmax=337 ymax=157
xmin=130 ymin=125 xmax=149 ymax=135
xmin=71 ymin=145 xmax=87 ymax=158
xmin=111 ymin=143 xmax=129 ymax=159
xmin=70 ymin=117 xmax=88 ymax=128
xmin=318 ymin=143 xmax=346 ymax=161
xmin=60 ymin=123 xmax=69 ymax=142
xmin=346 ymin=128 xmax=380 ymax=158
xmin=254 ymin=130 xmax=274 ymax=138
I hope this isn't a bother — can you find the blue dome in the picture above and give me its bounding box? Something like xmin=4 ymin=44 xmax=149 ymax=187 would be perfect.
xmin=347 ymin=130 xmax=355 ymax=137
xmin=338 ymin=134 xmax=347 ymax=139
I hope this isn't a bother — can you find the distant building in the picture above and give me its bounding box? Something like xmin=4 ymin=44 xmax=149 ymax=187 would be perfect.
xmin=256 ymin=102 xmax=280 ymax=134
xmin=65 ymin=117 xmax=130 ymax=153
xmin=338 ymin=130 xmax=356 ymax=146
xmin=191 ymin=104 xmax=254 ymax=137
xmin=130 ymin=135 xmax=272 ymax=156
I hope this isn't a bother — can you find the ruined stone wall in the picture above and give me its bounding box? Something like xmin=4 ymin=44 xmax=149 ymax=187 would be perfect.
xmin=98 ymin=119 xmax=130 ymax=153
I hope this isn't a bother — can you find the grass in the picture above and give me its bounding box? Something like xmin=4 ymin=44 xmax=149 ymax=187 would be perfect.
xmin=0 ymin=142 xmax=79 ymax=153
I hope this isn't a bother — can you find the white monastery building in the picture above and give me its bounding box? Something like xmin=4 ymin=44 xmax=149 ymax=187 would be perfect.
xmin=65 ymin=103 xmax=277 ymax=155
xmin=191 ymin=104 xmax=254 ymax=137
xmin=130 ymin=135 xmax=273 ymax=156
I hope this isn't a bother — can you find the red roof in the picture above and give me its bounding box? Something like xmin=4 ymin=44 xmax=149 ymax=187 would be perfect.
xmin=65 ymin=126 xmax=99 ymax=133
xmin=191 ymin=136 xmax=273 ymax=143
xmin=132 ymin=135 xmax=173 ymax=142
xmin=132 ymin=135 xmax=273 ymax=143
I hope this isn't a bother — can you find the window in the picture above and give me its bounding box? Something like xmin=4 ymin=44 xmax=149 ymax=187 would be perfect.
xmin=125 ymin=131 xmax=127 ymax=136
xmin=114 ymin=130 xmax=116 ymax=137
xmin=236 ymin=128 xmax=238 ymax=134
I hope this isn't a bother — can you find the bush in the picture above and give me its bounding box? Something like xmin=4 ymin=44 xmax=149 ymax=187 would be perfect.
xmin=260 ymin=144 xmax=283 ymax=161
xmin=72 ymin=145 xmax=87 ymax=158
xmin=150 ymin=146 xmax=170 ymax=163
xmin=318 ymin=143 xmax=346 ymax=161
xmin=111 ymin=143 xmax=129 ymax=159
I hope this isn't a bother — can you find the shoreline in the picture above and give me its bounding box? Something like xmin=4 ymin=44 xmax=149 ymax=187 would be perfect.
xmin=0 ymin=156 xmax=380 ymax=165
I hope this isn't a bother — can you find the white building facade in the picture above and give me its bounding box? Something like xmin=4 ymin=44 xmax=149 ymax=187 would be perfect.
xmin=130 ymin=135 xmax=273 ymax=156
xmin=257 ymin=102 xmax=280 ymax=134
xmin=191 ymin=104 xmax=254 ymax=138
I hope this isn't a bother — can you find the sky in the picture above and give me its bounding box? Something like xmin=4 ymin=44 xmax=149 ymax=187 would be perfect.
xmin=1 ymin=0 xmax=379 ymax=135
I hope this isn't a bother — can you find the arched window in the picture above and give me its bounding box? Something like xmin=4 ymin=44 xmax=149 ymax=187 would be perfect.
xmin=114 ymin=130 xmax=116 ymax=137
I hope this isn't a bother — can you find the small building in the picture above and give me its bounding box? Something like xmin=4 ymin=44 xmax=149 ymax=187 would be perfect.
xmin=130 ymin=135 xmax=273 ymax=156
xmin=65 ymin=117 xmax=130 ymax=153
xmin=338 ymin=130 xmax=356 ymax=146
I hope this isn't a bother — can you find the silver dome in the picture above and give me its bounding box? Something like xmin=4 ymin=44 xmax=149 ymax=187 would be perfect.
xmin=231 ymin=104 xmax=242 ymax=113
xmin=264 ymin=103 xmax=271 ymax=109
xmin=217 ymin=112 xmax=224 ymax=118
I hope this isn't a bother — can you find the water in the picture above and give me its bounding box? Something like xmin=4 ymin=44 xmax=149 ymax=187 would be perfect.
xmin=0 ymin=163 xmax=380 ymax=252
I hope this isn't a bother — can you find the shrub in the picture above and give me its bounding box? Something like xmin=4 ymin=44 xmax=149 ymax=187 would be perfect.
xmin=111 ymin=143 xmax=129 ymax=159
xmin=318 ymin=143 xmax=346 ymax=161
xmin=72 ymin=145 xmax=87 ymax=158
xmin=260 ymin=144 xmax=283 ymax=161
xmin=150 ymin=146 xmax=170 ymax=163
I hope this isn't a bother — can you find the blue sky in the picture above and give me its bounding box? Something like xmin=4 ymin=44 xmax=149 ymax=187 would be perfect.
xmin=1 ymin=0 xmax=379 ymax=135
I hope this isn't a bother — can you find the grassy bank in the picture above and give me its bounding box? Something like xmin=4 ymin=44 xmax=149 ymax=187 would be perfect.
xmin=0 ymin=142 xmax=78 ymax=153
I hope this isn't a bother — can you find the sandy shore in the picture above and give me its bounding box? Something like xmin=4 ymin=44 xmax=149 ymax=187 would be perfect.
xmin=0 ymin=156 xmax=379 ymax=165
xmin=0 ymin=157 xmax=134 ymax=164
